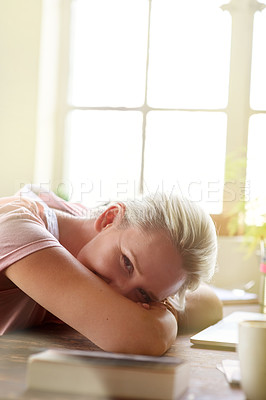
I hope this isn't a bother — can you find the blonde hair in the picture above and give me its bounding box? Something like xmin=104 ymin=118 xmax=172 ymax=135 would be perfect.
xmin=118 ymin=192 xmax=217 ymax=311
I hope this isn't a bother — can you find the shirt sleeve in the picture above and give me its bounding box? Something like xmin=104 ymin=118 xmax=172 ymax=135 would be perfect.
xmin=18 ymin=184 xmax=89 ymax=217
xmin=0 ymin=197 xmax=61 ymax=273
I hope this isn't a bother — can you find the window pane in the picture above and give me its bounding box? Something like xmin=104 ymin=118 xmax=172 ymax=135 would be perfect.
xmin=246 ymin=114 xmax=266 ymax=225
xmin=144 ymin=111 xmax=227 ymax=214
xmin=69 ymin=0 xmax=149 ymax=107
xmin=65 ymin=111 xmax=143 ymax=205
xmin=147 ymin=0 xmax=231 ymax=109
xmin=250 ymin=9 xmax=266 ymax=110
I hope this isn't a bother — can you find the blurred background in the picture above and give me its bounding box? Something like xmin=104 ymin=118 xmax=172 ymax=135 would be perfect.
xmin=0 ymin=0 xmax=265 ymax=294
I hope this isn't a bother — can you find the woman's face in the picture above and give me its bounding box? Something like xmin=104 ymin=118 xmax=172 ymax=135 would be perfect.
xmin=77 ymin=221 xmax=185 ymax=304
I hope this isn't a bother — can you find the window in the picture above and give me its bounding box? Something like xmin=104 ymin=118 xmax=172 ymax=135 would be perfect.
xmin=247 ymin=5 xmax=266 ymax=226
xmin=36 ymin=0 xmax=266 ymax=232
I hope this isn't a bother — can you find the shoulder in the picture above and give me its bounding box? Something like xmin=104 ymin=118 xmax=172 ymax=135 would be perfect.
xmin=0 ymin=195 xmax=52 ymax=230
xmin=0 ymin=195 xmax=61 ymax=274
xmin=0 ymin=196 xmax=45 ymax=230
xmin=18 ymin=184 xmax=89 ymax=217
xmin=178 ymin=284 xmax=223 ymax=332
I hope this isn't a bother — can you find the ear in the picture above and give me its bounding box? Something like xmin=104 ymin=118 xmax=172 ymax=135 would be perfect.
xmin=94 ymin=203 xmax=126 ymax=232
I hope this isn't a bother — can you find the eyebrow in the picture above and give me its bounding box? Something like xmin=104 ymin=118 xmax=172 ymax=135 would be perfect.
xmin=129 ymin=249 xmax=159 ymax=303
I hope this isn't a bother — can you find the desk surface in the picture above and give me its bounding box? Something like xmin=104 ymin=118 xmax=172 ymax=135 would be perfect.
xmin=0 ymin=304 xmax=259 ymax=400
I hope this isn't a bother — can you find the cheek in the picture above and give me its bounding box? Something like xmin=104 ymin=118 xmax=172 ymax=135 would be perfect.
xmin=76 ymin=244 xmax=93 ymax=269
xmin=76 ymin=240 xmax=104 ymax=272
xmin=77 ymin=239 xmax=118 ymax=278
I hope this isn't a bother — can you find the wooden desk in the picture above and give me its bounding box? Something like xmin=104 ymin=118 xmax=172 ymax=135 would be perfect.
xmin=0 ymin=304 xmax=259 ymax=400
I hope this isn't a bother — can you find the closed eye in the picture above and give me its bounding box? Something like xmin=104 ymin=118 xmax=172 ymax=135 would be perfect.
xmin=122 ymin=254 xmax=134 ymax=275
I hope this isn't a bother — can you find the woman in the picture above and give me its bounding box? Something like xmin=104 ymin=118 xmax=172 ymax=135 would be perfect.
xmin=0 ymin=185 xmax=222 ymax=355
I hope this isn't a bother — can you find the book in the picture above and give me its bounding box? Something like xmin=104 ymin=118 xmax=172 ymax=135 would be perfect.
xmin=210 ymin=286 xmax=258 ymax=305
xmin=26 ymin=349 xmax=189 ymax=400
xmin=190 ymin=311 xmax=266 ymax=349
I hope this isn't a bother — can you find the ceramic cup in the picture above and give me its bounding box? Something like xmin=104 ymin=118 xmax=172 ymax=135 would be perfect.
xmin=238 ymin=320 xmax=266 ymax=400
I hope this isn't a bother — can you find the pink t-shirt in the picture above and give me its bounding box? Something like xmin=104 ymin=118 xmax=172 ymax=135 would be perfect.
xmin=0 ymin=185 xmax=87 ymax=334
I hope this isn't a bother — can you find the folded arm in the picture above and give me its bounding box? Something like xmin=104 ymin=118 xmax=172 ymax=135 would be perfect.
xmin=177 ymin=283 xmax=223 ymax=333
xmin=4 ymin=247 xmax=177 ymax=356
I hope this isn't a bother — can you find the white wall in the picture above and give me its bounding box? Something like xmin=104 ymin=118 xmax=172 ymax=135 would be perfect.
xmin=0 ymin=0 xmax=42 ymax=196
xmin=212 ymin=236 xmax=261 ymax=295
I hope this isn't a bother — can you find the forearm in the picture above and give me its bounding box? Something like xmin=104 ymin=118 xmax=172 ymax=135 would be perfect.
xmin=80 ymin=296 xmax=178 ymax=355
xmin=5 ymin=247 xmax=177 ymax=356
xmin=103 ymin=304 xmax=178 ymax=356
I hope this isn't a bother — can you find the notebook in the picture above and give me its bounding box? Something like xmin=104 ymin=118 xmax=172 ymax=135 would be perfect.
xmin=190 ymin=311 xmax=266 ymax=349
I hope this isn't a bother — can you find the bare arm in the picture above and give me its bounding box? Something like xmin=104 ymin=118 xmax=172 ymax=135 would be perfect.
xmin=177 ymin=284 xmax=223 ymax=333
xmin=5 ymin=247 xmax=177 ymax=356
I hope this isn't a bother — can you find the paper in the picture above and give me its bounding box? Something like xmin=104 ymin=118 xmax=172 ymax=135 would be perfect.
xmin=217 ymin=359 xmax=241 ymax=385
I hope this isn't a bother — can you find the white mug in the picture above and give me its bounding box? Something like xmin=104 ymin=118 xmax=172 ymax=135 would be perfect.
xmin=238 ymin=320 xmax=266 ymax=400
